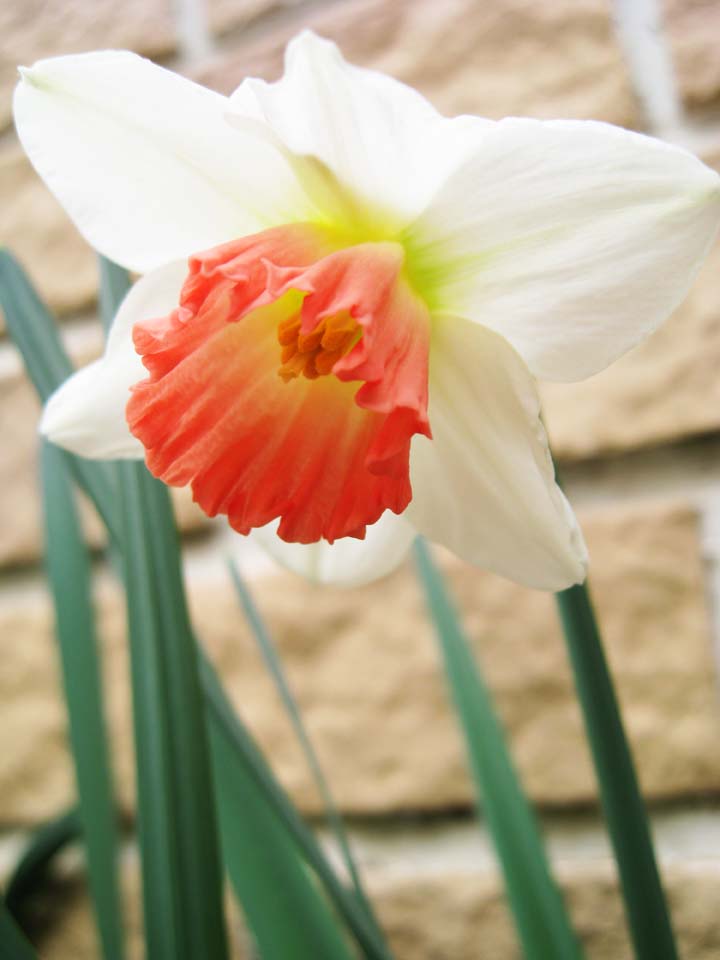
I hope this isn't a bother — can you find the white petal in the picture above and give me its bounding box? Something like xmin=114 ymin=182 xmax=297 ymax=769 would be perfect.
xmin=406 ymin=315 xmax=587 ymax=590
xmin=41 ymin=261 xmax=186 ymax=458
xmin=249 ymin=511 xmax=416 ymax=587
xmin=408 ymin=119 xmax=720 ymax=381
xmin=228 ymin=31 xmax=493 ymax=227
xmin=14 ymin=51 xmax=313 ymax=273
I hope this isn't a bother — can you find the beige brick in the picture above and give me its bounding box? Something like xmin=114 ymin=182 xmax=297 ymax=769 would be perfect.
xmin=0 ymin=0 xmax=306 ymax=135
xmin=0 ymin=145 xmax=97 ymax=324
xmin=541 ymin=238 xmax=720 ymax=461
xmin=195 ymin=0 xmax=638 ymax=125
xmin=207 ymin=0 xmax=307 ymax=42
xmin=28 ymin=854 xmax=247 ymax=959
xmin=0 ymin=0 xmax=302 ymax=318
xmin=206 ymin=500 xmax=720 ymax=813
xmin=0 ymin=0 xmax=177 ymax=135
xmin=27 ymin=854 xmax=720 ymax=960
xmin=0 ymin=0 xmax=640 ymax=170
xmin=1 ymin=0 xmax=636 ymax=320
xmin=372 ymin=864 xmax=720 ymax=960
xmin=0 ymin=500 xmax=717 ymax=824
xmin=0 ymin=327 xmax=209 ymax=572
xmin=664 ymin=0 xmax=720 ymax=113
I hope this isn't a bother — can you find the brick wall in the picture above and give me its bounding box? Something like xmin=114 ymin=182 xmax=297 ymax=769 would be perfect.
xmin=2 ymin=1 xmax=720 ymax=957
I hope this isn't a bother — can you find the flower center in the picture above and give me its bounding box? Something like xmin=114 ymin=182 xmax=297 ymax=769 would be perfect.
xmin=277 ymin=311 xmax=361 ymax=381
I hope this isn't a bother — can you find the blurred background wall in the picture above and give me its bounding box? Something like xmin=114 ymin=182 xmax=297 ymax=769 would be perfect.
xmin=2 ymin=0 xmax=720 ymax=957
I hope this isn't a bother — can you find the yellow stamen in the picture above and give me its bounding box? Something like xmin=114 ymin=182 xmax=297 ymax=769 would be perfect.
xmin=277 ymin=311 xmax=361 ymax=381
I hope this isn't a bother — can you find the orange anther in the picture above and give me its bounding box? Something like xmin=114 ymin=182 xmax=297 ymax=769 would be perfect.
xmin=314 ymin=348 xmax=343 ymax=375
xmin=303 ymin=356 xmax=320 ymax=379
xmin=277 ymin=315 xmax=301 ymax=346
xmin=281 ymin=343 xmax=297 ymax=363
xmin=297 ymin=323 xmax=325 ymax=353
xmin=277 ymin=311 xmax=361 ymax=382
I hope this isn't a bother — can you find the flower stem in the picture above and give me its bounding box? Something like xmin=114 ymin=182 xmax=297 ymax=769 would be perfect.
xmin=555 ymin=583 xmax=678 ymax=960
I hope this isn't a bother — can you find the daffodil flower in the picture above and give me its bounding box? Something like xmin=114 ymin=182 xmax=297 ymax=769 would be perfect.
xmin=14 ymin=32 xmax=720 ymax=589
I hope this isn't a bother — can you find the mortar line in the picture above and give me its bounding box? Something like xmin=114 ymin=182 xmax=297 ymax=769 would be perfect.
xmin=612 ymin=0 xmax=682 ymax=136
xmin=173 ymin=0 xmax=215 ymax=65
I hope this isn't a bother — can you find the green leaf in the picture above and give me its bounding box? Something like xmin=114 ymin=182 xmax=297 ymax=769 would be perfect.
xmin=117 ymin=449 xmax=374 ymax=960
xmin=41 ymin=441 xmax=124 ymax=960
xmin=2 ymin=249 xmax=391 ymax=960
xmin=211 ymin=701 xmax=355 ymax=959
xmin=98 ymin=257 xmax=389 ymax=960
xmin=0 ymin=250 xmax=119 ymax=542
xmin=98 ymin=256 xmax=132 ymax=335
xmin=413 ymin=538 xmax=582 ymax=960
xmin=227 ymin=558 xmax=386 ymax=946
xmin=201 ymin=655 xmax=394 ymax=960
xmin=5 ymin=808 xmax=81 ymax=918
xmin=117 ymin=465 xmax=229 ymax=960
xmin=0 ymin=900 xmax=39 ymax=960
xmin=96 ymin=256 xmax=228 ymax=960
xmin=0 ymin=250 xmax=72 ymax=398
xmin=556 ymin=584 xmax=678 ymax=959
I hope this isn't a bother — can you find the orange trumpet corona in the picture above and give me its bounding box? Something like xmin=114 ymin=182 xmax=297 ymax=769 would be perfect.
xmin=126 ymin=223 xmax=432 ymax=544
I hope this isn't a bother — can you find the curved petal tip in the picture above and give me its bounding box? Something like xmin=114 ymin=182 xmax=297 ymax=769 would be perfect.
xmin=249 ymin=510 xmax=417 ymax=587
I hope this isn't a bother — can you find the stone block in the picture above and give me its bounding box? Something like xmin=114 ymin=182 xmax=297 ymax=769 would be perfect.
xmin=0 ymin=0 xmax=177 ymax=134
xmin=371 ymin=863 xmax=720 ymax=960
xmin=195 ymin=0 xmax=638 ymax=126
xmin=24 ymin=853 xmax=720 ymax=960
xmin=0 ymin=325 xmax=209 ymax=572
xmin=0 ymin=145 xmax=96 ymax=324
xmin=0 ymin=500 xmax=717 ymax=825
xmin=542 ymin=238 xmax=720 ymax=460
xmin=204 ymin=500 xmax=720 ymax=813
xmin=664 ymin=0 xmax=720 ymax=113
xmin=0 ymin=0 xmax=638 ymax=320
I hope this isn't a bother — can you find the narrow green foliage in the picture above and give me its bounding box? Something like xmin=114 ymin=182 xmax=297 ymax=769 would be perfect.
xmin=118 ymin=466 xmax=229 ymax=960
xmin=98 ymin=256 xmax=132 ymax=334
xmin=201 ymin=654 xmax=395 ymax=960
xmin=0 ymin=250 xmax=119 ymax=540
xmin=211 ymin=704 xmax=356 ymax=959
xmin=117 ymin=465 xmax=181 ymax=958
xmin=0 ymin=251 xmax=391 ymax=960
xmin=5 ymin=809 xmax=81 ymax=919
xmin=227 ymin=558 xmax=386 ymax=944
xmin=41 ymin=441 xmax=124 ymax=960
xmin=99 ymin=258 xmax=228 ymax=960
xmin=99 ymin=256 xmax=389 ymax=960
xmin=0 ymin=900 xmax=39 ymax=960
xmin=413 ymin=538 xmax=582 ymax=960
xmin=556 ymin=584 xmax=678 ymax=960
xmin=0 ymin=250 xmax=72 ymax=397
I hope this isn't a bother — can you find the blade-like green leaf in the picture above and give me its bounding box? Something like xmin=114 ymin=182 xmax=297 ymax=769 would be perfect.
xmin=97 ymin=256 xmax=228 ymax=960
xmin=98 ymin=256 xmax=131 ymax=334
xmin=413 ymin=538 xmax=582 ymax=960
xmin=0 ymin=900 xmax=39 ymax=960
xmin=121 ymin=481 xmax=385 ymax=960
xmin=116 ymin=463 xmax=180 ymax=957
xmin=41 ymin=441 xmax=124 ymax=960
xmin=0 ymin=250 xmax=72 ymax=398
xmin=556 ymin=584 xmax=678 ymax=959
xmin=227 ymin=558 xmax=386 ymax=944
xmin=99 ymin=257 xmax=389 ymax=960
xmin=0 ymin=250 xmax=119 ymax=542
xmin=5 ymin=808 xmax=81 ymax=919
xmin=118 ymin=464 xmax=229 ymax=960
xmin=211 ymin=704 xmax=355 ymax=959
xmin=201 ymin=654 xmax=393 ymax=960
xmin=3 ymin=250 xmax=392 ymax=960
